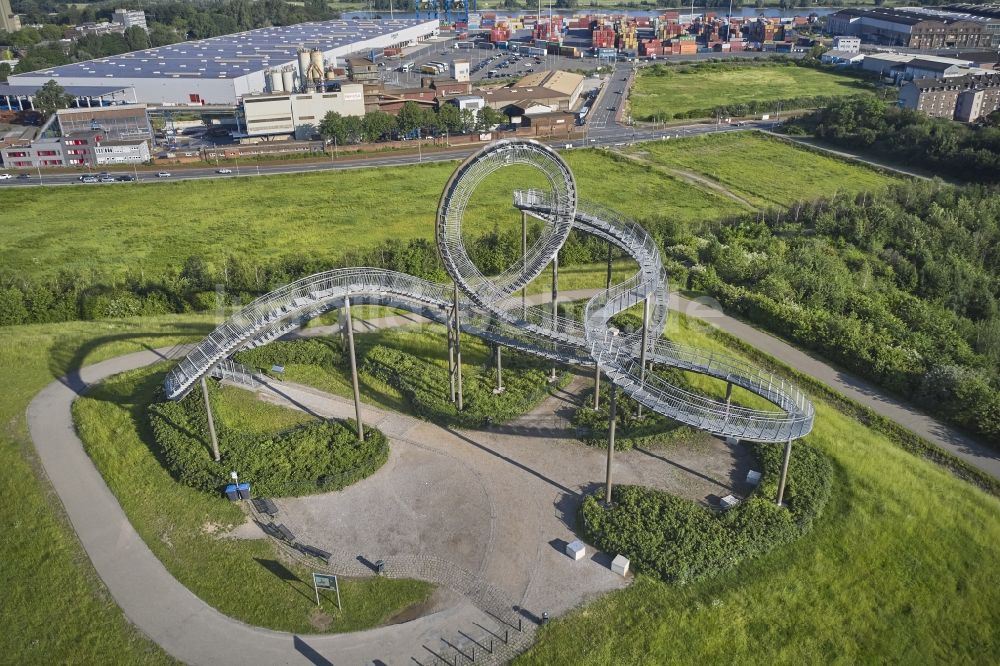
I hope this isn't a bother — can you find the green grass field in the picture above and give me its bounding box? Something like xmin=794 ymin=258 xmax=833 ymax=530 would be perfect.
xmin=0 ymin=135 xmax=900 ymax=282
xmin=518 ymin=314 xmax=1000 ymax=664
xmin=626 ymin=133 xmax=902 ymax=208
xmin=72 ymin=364 xmax=432 ymax=635
xmin=631 ymin=63 xmax=872 ymax=121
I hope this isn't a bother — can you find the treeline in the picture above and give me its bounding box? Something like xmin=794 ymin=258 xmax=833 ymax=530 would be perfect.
xmin=319 ymin=102 xmax=507 ymax=145
xmin=673 ymin=180 xmax=1000 ymax=445
xmin=0 ymin=227 xmax=630 ymax=327
xmin=790 ymin=96 xmax=1000 ymax=183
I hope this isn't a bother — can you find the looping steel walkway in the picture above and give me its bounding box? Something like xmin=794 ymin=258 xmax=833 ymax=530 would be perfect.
xmin=165 ymin=139 xmax=814 ymax=443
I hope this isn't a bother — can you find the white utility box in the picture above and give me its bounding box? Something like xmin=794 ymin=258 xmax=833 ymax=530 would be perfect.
xmin=566 ymin=540 xmax=586 ymax=561
xmin=720 ymin=494 xmax=740 ymax=510
xmin=611 ymin=554 xmax=630 ymax=577
xmin=746 ymin=470 xmax=762 ymax=485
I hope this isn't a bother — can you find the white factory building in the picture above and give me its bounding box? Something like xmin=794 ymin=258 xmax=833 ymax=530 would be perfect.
xmin=7 ymin=18 xmax=439 ymax=106
xmin=242 ymin=85 xmax=366 ymax=140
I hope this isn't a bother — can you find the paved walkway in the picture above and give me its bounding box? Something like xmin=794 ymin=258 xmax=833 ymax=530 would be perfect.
xmin=26 ymin=348 xmax=525 ymax=666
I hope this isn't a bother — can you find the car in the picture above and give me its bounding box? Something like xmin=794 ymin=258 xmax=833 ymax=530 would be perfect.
xmin=80 ymin=175 xmax=99 ymax=183
xmin=17 ymin=173 xmax=30 ymax=180
xmin=156 ymin=171 xmax=172 ymax=177
xmin=99 ymin=175 xmax=116 ymax=182
xmin=216 ymin=168 xmax=233 ymax=174
xmin=0 ymin=173 xmax=12 ymax=180
xmin=116 ymin=175 xmax=135 ymax=181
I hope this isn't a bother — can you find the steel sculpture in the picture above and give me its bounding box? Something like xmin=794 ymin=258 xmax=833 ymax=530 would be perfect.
xmin=164 ymin=140 xmax=814 ymax=456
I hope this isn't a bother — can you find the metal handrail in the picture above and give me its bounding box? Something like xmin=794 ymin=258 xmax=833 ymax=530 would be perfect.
xmin=165 ymin=139 xmax=814 ymax=443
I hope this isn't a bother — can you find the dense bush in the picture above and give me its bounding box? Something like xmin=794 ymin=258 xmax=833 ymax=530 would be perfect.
xmin=792 ymin=96 xmax=1000 ymax=183
xmin=234 ymin=338 xmax=341 ymax=371
xmin=580 ymin=440 xmax=832 ymax=584
xmin=148 ymin=379 xmax=387 ymax=497
xmin=362 ymin=342 xmax=562 ymax=428
xmin=680 ymin=181 xmax=1000 ymax=446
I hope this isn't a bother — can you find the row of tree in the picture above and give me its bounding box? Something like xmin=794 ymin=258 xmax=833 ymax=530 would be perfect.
xmin=790 ymin=96 xmax=1000 ymax=183
xmin=318 ymin=102 xmax=508 ymax=145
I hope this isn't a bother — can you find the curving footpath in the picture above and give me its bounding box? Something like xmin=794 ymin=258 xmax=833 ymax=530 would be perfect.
xmin=28 ymin=347 xmax=513 ymax=666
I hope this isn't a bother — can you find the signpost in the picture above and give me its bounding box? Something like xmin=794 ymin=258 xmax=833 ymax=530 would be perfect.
xmin=312 ymin=572 xmax=342 ymax=610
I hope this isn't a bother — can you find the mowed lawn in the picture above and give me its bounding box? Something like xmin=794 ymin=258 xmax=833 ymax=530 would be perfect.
xmin=631 ymin=64 xmax=871 ymax=120
xmin=518 ymin=315 xmax=1000 ymax=665
xmin=629 ymin=133 xmax=903 ymax=208
xmin=0 ymin=135 xmax=901 ymax=282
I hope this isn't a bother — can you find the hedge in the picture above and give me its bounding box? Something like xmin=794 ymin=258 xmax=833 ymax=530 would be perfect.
xmin=362 ymin=342 xmax=565 ymax=428
xmin=580 ymin=440 xmax=832 ymax=584
xmin=148 ymin=378 xmax=387 ymax=497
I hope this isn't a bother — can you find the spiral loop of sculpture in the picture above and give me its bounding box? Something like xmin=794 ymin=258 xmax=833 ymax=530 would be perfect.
xmin=164 ymin=139 xmax=813 ymax=443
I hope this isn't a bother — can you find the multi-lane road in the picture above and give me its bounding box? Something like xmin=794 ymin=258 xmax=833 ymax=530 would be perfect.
xmin=0 ymin=62 xmax=781 ymax=188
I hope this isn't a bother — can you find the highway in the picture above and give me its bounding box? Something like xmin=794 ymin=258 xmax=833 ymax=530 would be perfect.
xmin=0 ymin=123 xmax=775 ymax=188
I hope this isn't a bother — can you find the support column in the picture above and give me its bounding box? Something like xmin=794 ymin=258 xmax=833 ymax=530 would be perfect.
xmin=447 ymin=304 xmax=456 ymax=403
xmin=521 ymin=210 xmax=527 ymax=319
xmin=606 ymin=241 xmax=613 ymax=290
xmin=776 ymin=438 xmax=792 ymax=506
xmin=200 ymin=376 xmax=220 ymax=462
xmin=593 ymin=365 xmax=601 ymax=410
xmin=343 ymin=297 xmax=365 ymax=441
xmin=604 ymin=380 xmax=617 ymax=505
xmin=636 ymin=296 xmax=650 ymax=419
xmin=550 ymin=252 xmax=558 ymax=382
xmin=494 ymin=344 xmax=504 ymax=393
xmin=454 ymin=283 xmax=464 ymax=411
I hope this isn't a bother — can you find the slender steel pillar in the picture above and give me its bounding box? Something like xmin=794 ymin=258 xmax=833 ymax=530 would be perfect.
xmin=776 ymin=438 xmax=792 ymax=506
xmin=454 ymin=283 xmax=464 ymax=411
xmin=447 ymin=304 xmax=456 ymax=403
xmin=344 ymin=297 xmax=365 ymax=441
xmin=637 ymin=296 xmax=650 ymax=419
xmin=550 ymin=253 xmax=559 ymax=382
xmin=593 ymin=366 xmax=601 ymax=410
xmin=605 ymin=380 xmax=617 ymax=504
xmin=495 ymin=344 xmax=504 ymax=393
xmin=606 ymin=241 xmax=613 ymax=290
xmin=521 ymin=211 xmax=528 ymax=319
xmin=200 ymin=376 xmax=220 ymax=462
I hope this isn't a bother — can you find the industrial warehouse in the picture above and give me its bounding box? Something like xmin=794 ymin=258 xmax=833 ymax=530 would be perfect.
xmin=4 ymin=17 xmax=440 ymax=105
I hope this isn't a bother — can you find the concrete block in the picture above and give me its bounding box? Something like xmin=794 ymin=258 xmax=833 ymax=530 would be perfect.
xmin=566 ymin=539 xmax=586 ymax=561
xmin=746 ymin=470 xmax=761 ymax=485
xmin=726 ymin=436 xmax=739 ymax=446
xmin=720 ymin=494 xmax=740 ymax=510
xmin=611 ymin=554 xmax=629 ymax=577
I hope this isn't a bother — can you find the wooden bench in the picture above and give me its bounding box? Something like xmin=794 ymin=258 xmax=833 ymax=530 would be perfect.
xmin=297 ymin=543 xmax=331 ymax=565
xmin=252 ymin=497 xmax=279 ymax=517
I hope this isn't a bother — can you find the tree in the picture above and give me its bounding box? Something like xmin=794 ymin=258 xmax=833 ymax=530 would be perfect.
xmin=436 ymin=103 xmax=462 ymax=134
xmin=396 ymin=101 xmax=429 ymax=136
xmin=124 ymin=26 xmax=151 ymax=51
xmin=34 ymin=80 xmax=73 ymax=117
xmin=0 ymin=63 xmax=10 ymax=83
xmin=361 ymin=110 xmax=396 ymax=143
xmin=319 ymin=111 xmax=348 ymax=145
xmin=148 ymin=23 xmax=181 ymax=47
xmin=477 ymin=106 xmax=505 ymax=131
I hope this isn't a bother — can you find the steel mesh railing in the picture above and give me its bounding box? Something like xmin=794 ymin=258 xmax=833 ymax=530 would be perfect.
xmin=165 ymin=139 xmax=814 ymax=443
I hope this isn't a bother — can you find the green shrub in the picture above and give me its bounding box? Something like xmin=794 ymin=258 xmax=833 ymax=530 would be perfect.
xmin=148 ymin=378 xmax=387 ymax=497
xmin=234 ymin=338 xmax=342 ymax=371
xmin=580 ymin=440 xmax=832 ymax=584
xmin=362 ymin=342 xmax=563 ymax=428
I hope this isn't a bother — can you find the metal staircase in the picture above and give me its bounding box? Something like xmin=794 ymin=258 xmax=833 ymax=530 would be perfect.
xmin=164 ymin=139 xmax=813 ymax=443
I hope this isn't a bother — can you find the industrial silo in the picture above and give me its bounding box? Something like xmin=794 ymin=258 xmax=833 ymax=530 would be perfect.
xmin=281 ymin=67 xmax=295 ymax=93
xmin=297 ymin=48 xmax=310 ymax=90
xmin=268 ymin=69 xmax=284 ymax=93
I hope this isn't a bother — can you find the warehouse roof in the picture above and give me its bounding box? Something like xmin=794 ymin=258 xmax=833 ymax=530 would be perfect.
xmin=11 ymin=18 xmax=436 ymax=81
xmin=0 ymin=84 xmax=129 ymax=97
